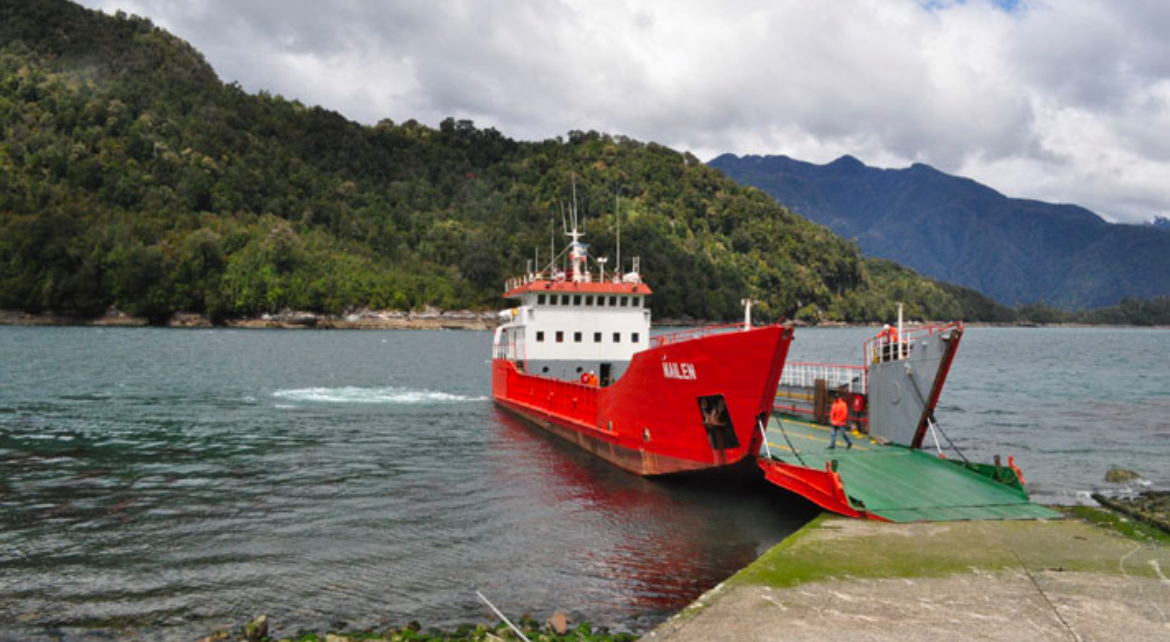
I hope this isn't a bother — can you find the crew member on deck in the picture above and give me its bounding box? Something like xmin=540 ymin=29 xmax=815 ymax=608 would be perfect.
xmin=850 ymin=392 xmax=866 ymax=434
xmin=829 ymin=395 xmax=853 ymax=450
xmin=878 ymin=324 xmax=899 ymax=361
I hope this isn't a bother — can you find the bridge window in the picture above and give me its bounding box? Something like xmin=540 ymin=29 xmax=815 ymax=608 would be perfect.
xmin=537 ymin=294 xmax=546 ymax=305
xmin=556 ymin=331 xmax=564 ymax=343
xmin=632 ymin=332 xmax=640 ymax=343
xmin=573 ymin=295 xmax=582 ymax=305
xmin=599 ymin=296 xmax=607 ymax=307
xmin=574 ymin=331 xmax=582 ymax=342
xmin=585 ymin=295 xmax=593 ymax=305
xmin=609 ymin=296 xmax=617 ymax=306
xmin=613 ymin=332 xmax=621 ymax=343
xmin=594 ymin=332 xmax=602 ymax=343
xmin=620 ymin=296 xmax=628 ymax=307
xmin=536 ymin=331 xmax=544 ymax=342
xmin=633 ymin=297 xmax=641 ymax=308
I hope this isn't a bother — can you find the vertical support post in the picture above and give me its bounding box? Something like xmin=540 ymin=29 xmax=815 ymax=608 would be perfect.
xmin=897 ymin=302 xmax=904 ymax=360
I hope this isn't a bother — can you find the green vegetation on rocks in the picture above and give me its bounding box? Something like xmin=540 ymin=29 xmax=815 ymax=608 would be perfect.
xmin=4 ymin=0 xmax=1001 ymax=325
xmin=205 ymin=617 xmax=638 ymax=642
xmin=1104 ymin=467 xmax=1141 ymax=483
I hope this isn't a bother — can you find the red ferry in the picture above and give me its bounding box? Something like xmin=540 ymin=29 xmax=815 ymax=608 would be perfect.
xmin=491 ymin=218 xmax=794 ymax=475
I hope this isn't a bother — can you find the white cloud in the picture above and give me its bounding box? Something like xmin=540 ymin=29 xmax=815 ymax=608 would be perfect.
xmin=75 ymin=0 xmax=1170 ymax=223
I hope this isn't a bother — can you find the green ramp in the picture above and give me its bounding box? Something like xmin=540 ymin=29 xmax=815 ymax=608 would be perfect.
xmin=763 ymin=417 xmax=1062 ymax=522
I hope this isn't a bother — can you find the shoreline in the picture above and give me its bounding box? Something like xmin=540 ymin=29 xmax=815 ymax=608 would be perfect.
xmin=0 ymin=309 xmax=498 ymax=330
xmin=2 ymin=309 xmax=1167 ymax=331
xmin=197 ymin=502 xmax=1168 ymax=642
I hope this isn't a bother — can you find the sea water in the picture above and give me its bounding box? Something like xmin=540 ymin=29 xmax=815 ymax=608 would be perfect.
xmin=1 ymin=325 xmax=1166 ymax=640
xmin=0 ymin=327 xmax=809 ymax=641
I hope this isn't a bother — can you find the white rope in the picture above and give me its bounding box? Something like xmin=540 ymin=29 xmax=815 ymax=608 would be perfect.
xmin=475 ymin=591 xmax=533 ymax=642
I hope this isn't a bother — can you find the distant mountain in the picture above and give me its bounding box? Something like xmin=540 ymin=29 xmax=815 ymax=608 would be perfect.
xmin=709 ymin=154 xmax=1170 ymax=308
xmin=1151 ymin=216 xmax=1170 ymax=230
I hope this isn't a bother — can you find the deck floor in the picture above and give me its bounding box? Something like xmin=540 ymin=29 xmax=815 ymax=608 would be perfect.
xmin=762 ymin=415 xmax=1061 ymax=522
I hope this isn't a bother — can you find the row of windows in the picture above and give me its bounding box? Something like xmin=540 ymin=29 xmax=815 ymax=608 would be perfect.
xmin=535 ymin=330 xmax=640 ymax=344
xmin=536 ymin=293 xmax=641 ymax=308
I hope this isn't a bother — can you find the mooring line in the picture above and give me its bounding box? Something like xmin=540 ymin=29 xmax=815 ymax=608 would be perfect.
xmin=476 ymin=591 xmax=532 ymax=642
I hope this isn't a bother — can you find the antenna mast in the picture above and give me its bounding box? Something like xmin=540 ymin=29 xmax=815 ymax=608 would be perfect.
xmin=566 ymin=174 xmax=587 ymax=282
xmin=615 ymin=185 xmax=622 ymax=277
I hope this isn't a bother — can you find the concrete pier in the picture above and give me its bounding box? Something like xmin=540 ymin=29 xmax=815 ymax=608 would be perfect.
xmin=644 ymin=513 xmax=1170 ymax=641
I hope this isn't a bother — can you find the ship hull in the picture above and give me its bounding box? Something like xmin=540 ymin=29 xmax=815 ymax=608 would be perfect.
xmin=492 ymin=324 xmax=794 ymax=475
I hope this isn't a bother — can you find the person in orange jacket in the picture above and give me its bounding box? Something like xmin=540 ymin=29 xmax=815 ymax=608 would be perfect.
xmin=829 ymin=394 xmax=853 ymax=449
xmin=878 ymin=324 xmax=900 ymax=361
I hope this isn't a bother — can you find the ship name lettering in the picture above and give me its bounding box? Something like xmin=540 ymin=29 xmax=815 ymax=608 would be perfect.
xmin=662 ymin=362 xmax=697 ymax=381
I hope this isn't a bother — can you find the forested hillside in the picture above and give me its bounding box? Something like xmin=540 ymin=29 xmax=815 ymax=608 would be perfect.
xmin=2 ymin=0 xmax=996 ymax=324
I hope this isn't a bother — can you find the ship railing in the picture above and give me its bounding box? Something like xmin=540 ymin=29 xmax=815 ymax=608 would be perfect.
xmin=506 ymin=367 xmax=600 ymax=426
xmin=650 ymin=322 xmax=747 ymax=348
xmin=863 ymin=321 xmax=963 ymax=365
xmin=780 ymin=362 xmax=866 ymax=394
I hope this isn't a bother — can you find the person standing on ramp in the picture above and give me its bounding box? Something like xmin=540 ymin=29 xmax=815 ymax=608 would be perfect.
xmin=828 ymin=394 xmax=853 ymax=450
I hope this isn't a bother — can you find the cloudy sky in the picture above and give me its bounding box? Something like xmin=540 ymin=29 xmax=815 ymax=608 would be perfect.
xmin=76 ymin=0 xmax=1170 ymax=224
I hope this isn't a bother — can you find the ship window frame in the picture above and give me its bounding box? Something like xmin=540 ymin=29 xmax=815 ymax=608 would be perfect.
xmin=609 ymin=296 xmax=617 ymax=306
xmin=536 ymin=331 xmax=544 ymax=342
xmin=632 ymin=332 xmax=640 ymax=343
xmin=599 ymin=296 xmax=607 ymax=307
xmin=556 ymin=331 xmax=564 ymax=343
xmin=613 ymin=332 xmax=621 ymax=343
xmin=633 ymin=297 xmax=641 ymax=308
xmin=574 ymin=331 xmax=582 ymax=343
xmin=594 ymin=332 xmax=602 ymax=343
xmin=537 ymin=294 xmax=546 ymax=305
xmin=574 ymin=295 xmax=582 ymax=306
xmin=585 ymin=295 xmax=593 ymax=305
xmin=620 ymin=296 xmax=628 ymax=307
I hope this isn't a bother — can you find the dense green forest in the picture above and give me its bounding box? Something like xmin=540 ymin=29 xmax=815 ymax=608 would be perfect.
xmin=1 ymin=1 xmax=1163 ymax=326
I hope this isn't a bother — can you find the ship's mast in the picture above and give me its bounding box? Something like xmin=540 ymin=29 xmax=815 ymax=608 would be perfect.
xmin=615 ymin=184 xmax=622 ymax=278
xmin=566 ymin=177 xmax=588 ymax=283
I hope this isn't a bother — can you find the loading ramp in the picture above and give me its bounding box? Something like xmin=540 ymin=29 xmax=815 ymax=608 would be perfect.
xmin=758 ymin=416 xmax=1061 ymax=523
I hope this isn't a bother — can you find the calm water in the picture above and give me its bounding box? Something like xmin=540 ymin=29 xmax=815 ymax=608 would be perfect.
xmin=0 ymin=327 xmax=814 ymax=641
xmin=1 ymin=327 xmax=1167 ymax=641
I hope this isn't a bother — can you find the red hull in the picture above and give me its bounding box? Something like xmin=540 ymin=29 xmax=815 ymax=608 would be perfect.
xmin=492 ymin=324 xmax=795 ymax=475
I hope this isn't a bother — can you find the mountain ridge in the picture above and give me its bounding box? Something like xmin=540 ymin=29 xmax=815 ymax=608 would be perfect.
xmin=709 ymin=153 xmax=1168 ymax=308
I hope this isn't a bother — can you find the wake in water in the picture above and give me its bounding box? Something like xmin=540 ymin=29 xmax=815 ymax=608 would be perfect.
xmin=272 ymin=386 xmax=486 ymax=404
